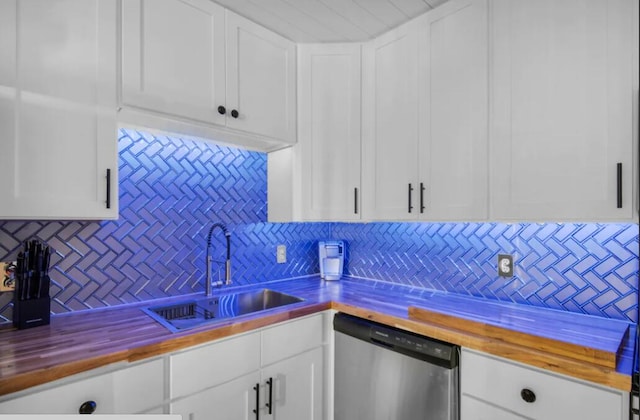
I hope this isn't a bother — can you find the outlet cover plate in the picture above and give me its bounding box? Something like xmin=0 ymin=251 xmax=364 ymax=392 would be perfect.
xmin=276 ymin=245 xmax=287 ymax=264
xmin=498 ymin=254 xmax=513 ymax=277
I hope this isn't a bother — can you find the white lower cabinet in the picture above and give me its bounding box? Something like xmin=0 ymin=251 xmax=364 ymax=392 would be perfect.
xmin=460 ymin=348 xmax=629 ymax=420
xmin=0 ymin=358 xmax=165 ymax=414
xmin=261 ymin=347 xmax=323 ymax=420
xmin=171 ymin=371 xmax=262 ymax=420
xmin=169 ymin=313 xmax=326 ymax=419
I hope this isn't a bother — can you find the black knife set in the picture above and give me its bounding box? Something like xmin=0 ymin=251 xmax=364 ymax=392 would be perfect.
xmin=13 ymin=239 xmax=51 ymax=329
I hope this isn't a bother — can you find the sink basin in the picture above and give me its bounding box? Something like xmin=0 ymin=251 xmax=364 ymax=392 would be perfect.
xmin=142 ymin=289 xmax=305 ymax=332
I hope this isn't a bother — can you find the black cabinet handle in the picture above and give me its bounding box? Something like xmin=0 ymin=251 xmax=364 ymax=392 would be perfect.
xmin=520 ymin=388 xmax=536 ymax=403
xmin=253 ymin=383 xmax=260 ymax=419
xmin=266 ymin=377 xmax=273 ymax=415
xmin=354 ymin=188 xmax=358 ymax=214
xmin=218 ymin=106 xmax=226 ymax=115
xmin=78 ymin=400 xmax=97 ymax=414
xmin=105 ymin=169 xmax=111 ymax=209
xmin=420 ymin=182 xmax=425 ymax=213
xmin=408 ymin=183 xmax=414 ymax=213
xmin=616 ymin=162 xmax=622 ymax=208
xmin=231 ymin=109 xmax=239 ymax=118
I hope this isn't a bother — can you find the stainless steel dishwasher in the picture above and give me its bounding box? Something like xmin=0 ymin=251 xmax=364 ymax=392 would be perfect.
xmin=334 ymin=313 xmax=459 ymax=420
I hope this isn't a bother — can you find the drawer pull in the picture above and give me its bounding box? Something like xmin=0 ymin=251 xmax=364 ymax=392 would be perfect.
xmin=78 ymin=400 xmax=97 ymax=414
xmin=520 ymin=388 xmax=536 ymax=403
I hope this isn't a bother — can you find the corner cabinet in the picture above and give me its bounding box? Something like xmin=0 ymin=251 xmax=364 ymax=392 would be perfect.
xmin=489 ymin=0 xmax=637 ymax=221
xmin=0 ymin=0 xmax=118 ymax=220
xmin=268 ymin=44 xmax=362 ymax=222
xmin=361 ymin=0 xmax=488 ymax=222
xmin=461 ymin=348 xmax=629 ymax=420
xmin=120 ymin=0 xmax=296 ymax=151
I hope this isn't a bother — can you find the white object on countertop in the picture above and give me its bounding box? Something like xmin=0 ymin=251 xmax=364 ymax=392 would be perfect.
xmin=319 ymin=240 xmax=345 ymax=281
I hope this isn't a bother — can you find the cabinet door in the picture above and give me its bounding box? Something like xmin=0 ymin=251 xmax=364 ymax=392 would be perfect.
xmin=261 ymin=347 xmax=323 ymax=420
xmin=298 ymin=44 xmax=362 ymax=221
xmin=225 ymin=11 xmax=296 ymax=144
xmin=419 ymin=0 xmax=488 ymax=221
xmin=121 ymin=0 xmax=226 ymax=125
xmin=170 ymin=371 xmax=261 ymax=420
xmin=490 ymin=0 xmax=635 ymax=221
xmin=362 ymin=20 xmax=421 ymax=220
xmin=0 ymin=0 xmax=117 ymax=220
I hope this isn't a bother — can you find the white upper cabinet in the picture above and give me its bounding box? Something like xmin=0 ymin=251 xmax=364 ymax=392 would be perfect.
xmin=490 ymin=0 xmax=637 ymax=221
xmin=120 ymin=0 xmax=296 ymax=151
xmin=270 ymin=43 xmax=361 ymax=222
xmin=362 ymin=0 xmax=488 ymax=221
xmin=362 ymin=19 xmax=422 ymax=221
xmin=225 ymin=12 xmax=296 ymax=144
xmin=120 ymin=0 xmax=226 ymax=126
xmin=418 ymin=0 xmax=488 ymax=221
xmin=0 ymin=0 xmax=118 ymax=220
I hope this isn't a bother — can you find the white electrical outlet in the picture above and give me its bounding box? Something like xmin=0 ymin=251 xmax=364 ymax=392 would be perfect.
xmin=276 ymin=245 xmax=287 ymax=263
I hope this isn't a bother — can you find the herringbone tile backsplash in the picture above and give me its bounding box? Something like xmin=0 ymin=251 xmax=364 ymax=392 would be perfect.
xmin=0 ymin=129 xmax=637 ymax=323
xmin=333 ymin=222 xmax=638 ymax=322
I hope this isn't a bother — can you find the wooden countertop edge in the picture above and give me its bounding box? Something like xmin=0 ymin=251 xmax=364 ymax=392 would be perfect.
xmin=0 ymin=350 xmax=130 ymax=397
xmin=407 ymin=305 xmax=623 ymax=370
xmin=331 ymin=302 xmax=632 ymax=392
xmin=0 ymin=298 xmax=631 ymax=397
xmin=0 ymin=302 xmax=332 ymax=397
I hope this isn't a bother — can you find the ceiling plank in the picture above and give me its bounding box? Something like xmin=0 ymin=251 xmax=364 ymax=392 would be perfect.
xmin=424 ymin=0 xmax=450 ymax=7
xmin=279 ymin=0 xmax=371 ymax=42
xmin=239 ymin=0 xmax=347 ymax=42
xmin=389 ymin=0 xmax=432 ymax=17
xmin=214 ymin=0 xmax=323 ymax=42
xmin=318 ymin=0 xmax=391 ymax=39
xmin=351 ymin=0 xmax=408 ymax=28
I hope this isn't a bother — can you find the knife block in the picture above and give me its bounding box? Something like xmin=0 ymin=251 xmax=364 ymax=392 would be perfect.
xmin=13 ymin=296 xmax=50 ymax=329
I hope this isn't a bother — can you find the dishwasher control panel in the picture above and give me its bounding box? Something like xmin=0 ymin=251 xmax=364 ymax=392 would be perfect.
xmin=371 ymin=325 xmax=453 ymax=361
xmin=334 ymin=312 xmax=459 ymax=369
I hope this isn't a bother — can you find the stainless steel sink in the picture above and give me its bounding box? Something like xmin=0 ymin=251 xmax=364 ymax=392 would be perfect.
xmin=142 ymin=289 xmax=305 ymax=332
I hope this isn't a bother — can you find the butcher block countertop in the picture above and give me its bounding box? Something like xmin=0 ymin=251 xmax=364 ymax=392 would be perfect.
xmin=0 ymin=276 xmax=635 ymax=397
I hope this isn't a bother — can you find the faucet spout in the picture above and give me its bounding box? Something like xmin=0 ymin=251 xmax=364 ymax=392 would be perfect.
xmin=206 ymin=223 xmax=232 ymax=296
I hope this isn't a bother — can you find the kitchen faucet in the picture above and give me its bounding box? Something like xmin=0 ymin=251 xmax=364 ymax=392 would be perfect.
xmin=205 ymin=222 xmax=231 ymax=296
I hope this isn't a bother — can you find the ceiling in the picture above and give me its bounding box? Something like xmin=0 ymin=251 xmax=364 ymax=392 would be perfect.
xmin=213 ymin=0 xmax=450 ymax=43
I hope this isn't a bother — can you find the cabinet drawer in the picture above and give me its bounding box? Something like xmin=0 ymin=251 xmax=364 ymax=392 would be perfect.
xmin=0 ymin=372 xmax=114 ymax=414
xmin=170 ymin=331 xmax=260 ymax=399
xmin=262 ymin=314 xmax=323 ymax=366
xmin=461 ymin=349 xmax=627 ymax=420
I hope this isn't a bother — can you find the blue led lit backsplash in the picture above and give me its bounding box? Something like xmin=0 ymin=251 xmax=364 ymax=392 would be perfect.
xmin=0 ymin=128 xmax=637 ymax=324
xmin=333 ymin=222 xmax=638 ymax=322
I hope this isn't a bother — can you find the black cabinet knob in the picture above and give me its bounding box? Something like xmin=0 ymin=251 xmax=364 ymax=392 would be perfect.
xmin=230 ymin=109 xmax=239 ymax=118
xmin=521 ymin=388 xmax=536 ymax=403
xmin=217 ymin=106 xmax=226 ymax=115
xmin=78 ymin=400 xmax=97 ymax=414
